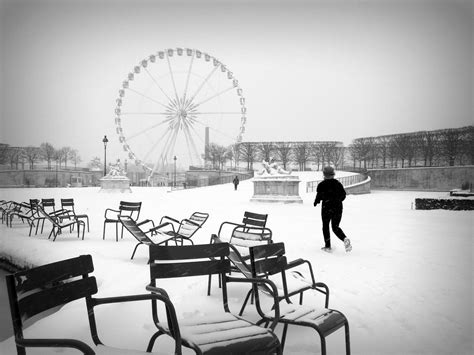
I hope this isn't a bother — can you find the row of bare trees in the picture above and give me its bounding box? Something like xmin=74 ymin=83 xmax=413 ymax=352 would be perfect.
xmin=0 ymin=143 xmax=82 ymax=170
xmin=349 ymin=126 xmax=473 ymax=169
xmin=205 ymin=141 xmax=345 ymax=171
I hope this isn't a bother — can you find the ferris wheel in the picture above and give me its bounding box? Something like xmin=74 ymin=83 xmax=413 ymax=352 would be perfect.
xmin=114 ymin=48 xmax=246 ymax=180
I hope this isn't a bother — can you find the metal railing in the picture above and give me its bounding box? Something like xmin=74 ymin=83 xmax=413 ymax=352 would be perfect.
xmin=306 ymin=174 xmax=367 ymax=193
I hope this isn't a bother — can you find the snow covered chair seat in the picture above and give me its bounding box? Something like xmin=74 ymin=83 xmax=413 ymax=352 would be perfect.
xmin=249 ymin=243 xmax=351 ymax=355
xmin=146 ymin=243 xmax=282 ymax=354
xmin=5 ymin=254 xmax=176 ymax=355
xmin=148 ymin=211 xmax=209 ymax=246
xmin=118 ymin=216 xmax=176 ymax=260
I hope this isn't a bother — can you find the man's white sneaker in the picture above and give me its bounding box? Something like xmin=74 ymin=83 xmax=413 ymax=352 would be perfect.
xmin=321 ymin=247 xmax=332 ymax=253
xmin=344 ymin=238 xmax=352 ymax=252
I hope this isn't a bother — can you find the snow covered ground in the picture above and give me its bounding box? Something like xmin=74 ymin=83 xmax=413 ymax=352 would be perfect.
xmin=0 ymin=171 xmax=472 ymax=354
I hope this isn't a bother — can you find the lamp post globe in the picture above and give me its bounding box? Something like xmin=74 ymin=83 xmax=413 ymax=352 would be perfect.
xmin=102 ymin=135 xmax=109 ymax=177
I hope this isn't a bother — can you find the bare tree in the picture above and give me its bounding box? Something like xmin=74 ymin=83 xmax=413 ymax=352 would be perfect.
xmin=274 ymin=142 xmax=292 ymax=170
xmin=292 ymin=142 xmax=311 ymax=171
xmin=376 ymin=136 xmax=391 ymax=168
xmin=88 ymin=156 xmax=102 ymax=170
xmin=349 ymin=138 xmax=371 ymax=169
xmin=464 ymin=126 xmax=474 ymax=165
xmin=40 ymin=142 xmax=56 ymax=170
xmin=6 ymin=147 xmax=22 ymax=169
xmin=60 ymin=146 xmax=72 ymax=168
xmin=239 ymin=142 xmax=256 ymax=170
xmin=70 ymin=149 xmax=82 ymax=169
xmin=439 ymin=129 xmax=464 ymax=166
xmin=0 ymin=143 xmax=9 ymax=165
xmin=311 ymin=143 xmax=322 ymax=170
xmin=257 ymin=143 xmax=274 ymax=162
xmin=24 ymin=146 xmax=41 ymax=170
xmin=329 ymin=146 xmax=345 ymax=168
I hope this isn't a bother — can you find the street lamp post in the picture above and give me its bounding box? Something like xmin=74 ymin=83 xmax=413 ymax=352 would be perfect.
xmin=102 ymin=135 xmax=108 ymax=176
xmin=173 ymin=156 xmax=177 ymax=188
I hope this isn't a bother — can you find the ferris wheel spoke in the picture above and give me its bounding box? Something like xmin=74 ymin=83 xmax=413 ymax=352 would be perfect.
xmin=187 ymin=65 xmax=219 ymax=104
xmin=153 ymin=128 xmax=179 ymax=174
xmin=183 ymin=122 xmax=203 ymax=164
xmin=192 ymin=85 xmax=236 ymax=107
xmin=120 ymin=112 xmax=172 ymax=116
xmin=182 ymin=53 xmax=195 ymax=102
xmin=144 ymin=67 xmax=174 ymax=103
xmin=166 ymin=53 xmax=180 ymax=103
xmin=126 ymin=87 xmax=170 ymax=109
xmin=142 ymin=126 xmax=174 ymax=164
xmin=126 ymin=117 xmax=175 ymax=141
xmin=192 ymin=112 xmax=242 ymax=115
xmin=182 ymin=125 xmax=196 ymax=166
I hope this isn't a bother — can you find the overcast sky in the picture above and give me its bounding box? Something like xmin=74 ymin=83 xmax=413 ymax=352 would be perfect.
xmin=0 ymin=0 xmax=472 ymax=166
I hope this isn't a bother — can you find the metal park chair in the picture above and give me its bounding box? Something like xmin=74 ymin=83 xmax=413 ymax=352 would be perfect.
xmin=6 ymin=254 xmax=176 ymax=355
xmin=103 ymin=201 xmax=142 ymax=242
xmin=119 ymin=216 xmax=176 ymax=260
xmin=215 ymin=211 xmax=273 ymax=259
xmin=5 ymin=201 xmax=41 ymax=236
xmin=36 ymin=205 xmax=86 ymax=241
xmin=249 ymin=242 xmax=351 ymax=354
xmin=208 ymin=235 xmax=329 ymax=314
xmin=146 ymin=243 xmax=282 ymax=354
xmin=37 ymin=199 xmax=69 ymax=234
xmin=149 ymin=211 xmax=209 ymax=245
xmin=60 ymin=198 xmax=90 ymax=232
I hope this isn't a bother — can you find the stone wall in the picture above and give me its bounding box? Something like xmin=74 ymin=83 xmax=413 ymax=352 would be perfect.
xmin=345 ymin=176 xmax=371 ymax=194
xmin=368 ymin=166 xmax=474 ymax=191
xmin=0 ymin=169 xmax=102 ymax=188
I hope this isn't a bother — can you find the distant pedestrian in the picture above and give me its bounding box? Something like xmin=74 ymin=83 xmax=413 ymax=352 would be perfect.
xmin=313 ymin=166 xmax=352 ymax=253
xmin=233 ymin=175 xmax=239 ymax=190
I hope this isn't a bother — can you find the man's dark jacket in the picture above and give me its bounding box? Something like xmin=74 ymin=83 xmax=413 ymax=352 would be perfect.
xmin=314 ymin=178 xmax=346 ymax=212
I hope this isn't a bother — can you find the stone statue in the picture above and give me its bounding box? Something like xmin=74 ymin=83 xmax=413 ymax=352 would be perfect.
xmin=258 ymin=158 xmax=291 ymax=176
xmin=106 ymin=159 xmax=126 ymax=177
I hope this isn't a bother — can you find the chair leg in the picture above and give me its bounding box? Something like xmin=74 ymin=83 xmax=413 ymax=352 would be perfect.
xmin=103 ymin=222 xmax=107 ymax=240
xmin=239 ymin=288 xmax=253 ymax=316
xmin=281 ymin=323 xmax=289 ymax=352
xmin=130 ymin=243 xmax=142 ymax=260
xmin=207 ymin=274 xmax=212 ymax=296
xmin=80 ymin=222 xmax=85 ymax=240
xmin=116 ymin=223 xmax=119 ymax=242
xmin=146 ymin=331 xmax=164 ymax=353
xmin=40 ymin=219 xmax=45 ymax=233
xmin=345 ymin=321 xmax=351 ymax=355
xmin=299 ymin=292 xmax=303 ymax=305
xmin=320 ymin=333 xmax=327 ymax=355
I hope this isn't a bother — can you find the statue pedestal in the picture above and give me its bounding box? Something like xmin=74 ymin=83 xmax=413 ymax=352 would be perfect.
xmin=250 ymin=175 xmax=303 ymax=203
xmin=99 ymin=176 xmax=132 ymax=193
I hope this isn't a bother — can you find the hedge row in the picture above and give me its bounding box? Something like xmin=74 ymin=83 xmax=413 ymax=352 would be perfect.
xmin=414 ymin=198 xmax=474 ymax=211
